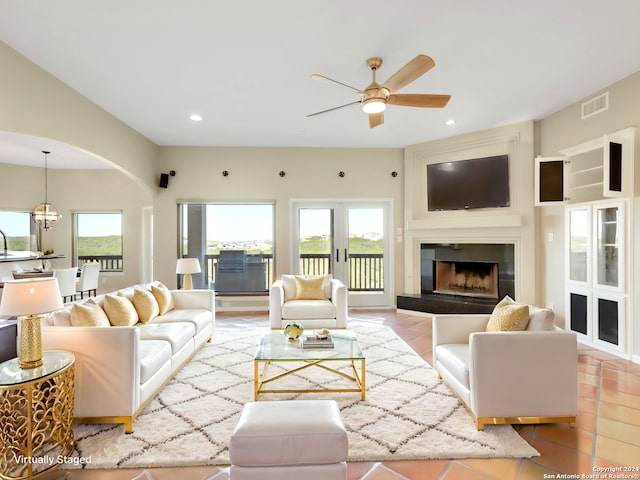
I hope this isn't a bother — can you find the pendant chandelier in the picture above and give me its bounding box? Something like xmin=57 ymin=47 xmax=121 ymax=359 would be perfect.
xmin=31 ymin=150 xmax=61 ymax=231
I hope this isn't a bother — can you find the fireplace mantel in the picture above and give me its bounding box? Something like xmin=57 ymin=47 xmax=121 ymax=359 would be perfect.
xmin=402 ymin=121 xmax=538 ymax=309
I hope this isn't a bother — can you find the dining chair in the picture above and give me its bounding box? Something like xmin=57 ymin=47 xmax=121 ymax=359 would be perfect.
xmin=54 ymin=267 xmax=79 ymax=303
xmin=76 ymin=262 xmax=100 ymax=299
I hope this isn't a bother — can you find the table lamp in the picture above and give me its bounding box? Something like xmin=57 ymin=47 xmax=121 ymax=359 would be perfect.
xmin=176 ymin=258 xmax=201 ymax=290
xmin=0 ymin=277 xmax=63 ymax=368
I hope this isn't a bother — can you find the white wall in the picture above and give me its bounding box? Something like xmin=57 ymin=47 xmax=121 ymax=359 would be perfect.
xmin=155 ymin=146 xmax=404 ymax=300
xmin=538 ymin=70 xmax=640 ymax=358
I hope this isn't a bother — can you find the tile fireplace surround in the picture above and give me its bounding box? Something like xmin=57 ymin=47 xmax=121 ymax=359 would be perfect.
xmin=398 ymin=242 xmax=515 ymax=314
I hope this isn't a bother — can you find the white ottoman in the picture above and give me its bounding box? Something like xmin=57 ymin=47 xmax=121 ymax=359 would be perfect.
xmin=229 ymin=399 xmax=348 ymax=480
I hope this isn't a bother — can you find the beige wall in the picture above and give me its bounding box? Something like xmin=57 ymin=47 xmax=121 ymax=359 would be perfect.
xmin=538 ymin=71 xmax=640 ymax=358
xmin=0 ymin=42 xmax=157 ymax=193
xmin=155 ymin=146 xmax=404 ymax=301
xmin=0 ymin=41 xmax=156 ymax=293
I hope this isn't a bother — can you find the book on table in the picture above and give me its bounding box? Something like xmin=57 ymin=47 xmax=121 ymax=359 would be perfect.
xmin=302 ymin=334 xmax=334 ymax=349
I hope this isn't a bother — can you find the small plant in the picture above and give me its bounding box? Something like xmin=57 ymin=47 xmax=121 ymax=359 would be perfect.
xmin=283 ymin=322 xmax=304 ymax=340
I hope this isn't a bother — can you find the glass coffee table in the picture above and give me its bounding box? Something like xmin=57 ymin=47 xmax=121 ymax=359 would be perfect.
xmin=254 ymin=330 xmax=366 ymax=400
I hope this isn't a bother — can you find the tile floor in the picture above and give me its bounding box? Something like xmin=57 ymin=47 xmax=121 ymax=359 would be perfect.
xmin=47 ymin=309 xmax=640 ymax=480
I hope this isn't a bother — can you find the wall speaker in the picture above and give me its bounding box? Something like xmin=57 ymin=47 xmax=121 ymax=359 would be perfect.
xmin=159 ymin=173 xmax=169 ymax=188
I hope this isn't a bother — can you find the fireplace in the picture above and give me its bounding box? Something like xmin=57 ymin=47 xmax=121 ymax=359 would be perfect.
xmin=397 ymin=243 xmax=515 ymax=314
xmin=434 ymin=260 xmax=499 ymax=299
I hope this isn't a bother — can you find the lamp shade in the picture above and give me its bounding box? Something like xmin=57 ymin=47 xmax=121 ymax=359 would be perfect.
xmin=176 ymin=258 xmax=201 ymax=275
xmin=0 ymin=277 xmax=63 ymax=316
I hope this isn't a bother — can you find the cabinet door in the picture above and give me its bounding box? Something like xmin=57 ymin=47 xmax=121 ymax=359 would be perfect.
xmin=593 ymin=202 xmax=624 ymax=291
xmin=593 ymin=292 xmax=625 ymax=352
xmin=603 ymin=128 xmax=636 ymax=198
xmin=534 ymin=156 xmax=566 ymax=205
xmin=566 ymin=288 xmax=590 ymax=340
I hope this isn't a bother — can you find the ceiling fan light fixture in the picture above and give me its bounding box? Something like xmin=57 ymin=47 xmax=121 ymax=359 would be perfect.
xmin=362 ymin=97 xmax=387 ymax=114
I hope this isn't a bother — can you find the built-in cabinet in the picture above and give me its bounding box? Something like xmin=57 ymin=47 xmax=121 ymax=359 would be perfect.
xmin=536 ymin=127 xmax=635 ymax=357
xmin=534 ymin=127 xmax=634 ymax=205
xmin=565 ymin=200 xmax=626 ymax=354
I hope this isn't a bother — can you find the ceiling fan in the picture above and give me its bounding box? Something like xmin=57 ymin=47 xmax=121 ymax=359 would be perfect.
xmin=308 ymin=54 xmax=451 ymax=128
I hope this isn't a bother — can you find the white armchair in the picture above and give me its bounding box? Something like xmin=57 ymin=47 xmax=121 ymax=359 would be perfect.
xmin=432 ymin=306 xmax=578 ymax=430
xmin=269 ymin=275 xmax=348 ymax=330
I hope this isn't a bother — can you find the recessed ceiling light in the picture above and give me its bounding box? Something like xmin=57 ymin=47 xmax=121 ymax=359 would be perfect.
xmin=190 ymin=114 xmax=203 ymax=122
xmin=445 ymin=119 xmax=455 ymax=126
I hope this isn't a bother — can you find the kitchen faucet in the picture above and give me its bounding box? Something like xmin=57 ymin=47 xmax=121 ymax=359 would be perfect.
xmin=0 ymin=228 xmax=7 ymax=255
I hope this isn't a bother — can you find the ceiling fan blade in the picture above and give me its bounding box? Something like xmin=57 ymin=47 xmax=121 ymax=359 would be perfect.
xmin=381 ymin=54 xmax=435 ymax=93
xmin=388 ymin=93 xmax=451 ymax=108
xmin=311 ymin=74 xmax=363 ymax=93
xmin=369 ymin=112 xmax=384 ymax=128
xmin=307 ymin=100 xmax=361 ymax=117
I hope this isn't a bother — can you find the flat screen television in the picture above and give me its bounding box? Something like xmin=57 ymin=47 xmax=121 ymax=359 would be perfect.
xmin=427 ymin=154 xmax=510 ymax=211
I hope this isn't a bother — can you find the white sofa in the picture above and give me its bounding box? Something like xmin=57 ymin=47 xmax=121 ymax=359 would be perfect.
xmin=41 ymin=281 xmax=215 ymax=433
xmin=269 ymin=275 xmax=348 ymax=330
xmin=432 ymin=306 xmax=578 ymax=430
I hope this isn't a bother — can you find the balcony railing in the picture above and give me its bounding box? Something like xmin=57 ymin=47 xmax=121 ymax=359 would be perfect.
xmin=79 ymin=253 xmax=384 ymax=292
xmin=298 ymin=254 xmax=384 ymax=291
xmin=204 ymin=252 xmax=383 ymax=293
xmin=78 ymin=255 xmax=123 ymax=272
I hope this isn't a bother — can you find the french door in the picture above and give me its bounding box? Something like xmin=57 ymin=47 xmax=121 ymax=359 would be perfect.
xmin=291 ymin=200 xmax=393 ymax=307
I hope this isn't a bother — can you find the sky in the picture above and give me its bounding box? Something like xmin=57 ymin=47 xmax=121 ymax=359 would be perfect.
xmin=1 ymin=205 xmax=382 ymax=241
xmin=0 ymin=211 xmax=122 ymax=236
xmin=206 ymin=204 xmax=273 ymax=241
xmin=204 ymin=205 xmax=383 ymax=241
xmin=77 ymin=213 xmax=122 ymax=236
xmin=0 ymin=211 xmax=30 ymax=236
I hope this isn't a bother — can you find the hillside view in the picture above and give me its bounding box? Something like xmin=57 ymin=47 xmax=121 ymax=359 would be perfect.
xmin=201 ymin=235 xmax=383 ymax=255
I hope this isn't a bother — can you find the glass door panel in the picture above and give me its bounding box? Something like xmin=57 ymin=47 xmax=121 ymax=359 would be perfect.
xmin=293 ymin=200 xmax=393 ymax=307
xmin=595 ymin=206 xmax=620 ymax=288
xmin=568 ymin=208 xmax=589 ymax=283
xmin=347 ymin=208 xmax=384 ymax=294
xmin=298 ymin=208 xmax=333 ymax=276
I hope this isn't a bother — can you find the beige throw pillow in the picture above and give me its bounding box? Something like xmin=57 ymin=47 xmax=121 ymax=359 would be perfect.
xmin=486 ymin=296 xmax=530 ymax=332
xmin=526 ymin=305 xmax=555 ymax=331
xmin=132 ymin=288 xmax=160 ymax=323
xmin=70 ymin=299 xmax=110 ymax=327
xmin=103 ymin=294 xmax=138 ymax=326
xmin=294 ymin=275 xmax=327 ymax=300
xmin=151 ymin=283 xmax=175 ymax=315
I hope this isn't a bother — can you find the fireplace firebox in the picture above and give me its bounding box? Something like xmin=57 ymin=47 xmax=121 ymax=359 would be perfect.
xmin=434 ymin=260 xmax=499 ymax=299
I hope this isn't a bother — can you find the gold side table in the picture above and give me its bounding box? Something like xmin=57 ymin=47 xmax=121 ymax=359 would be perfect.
xmin=0 ymin=351 xmax=75 ymax=480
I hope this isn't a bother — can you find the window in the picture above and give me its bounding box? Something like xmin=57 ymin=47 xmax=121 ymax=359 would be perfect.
xmin=0 ymin=211 xmax=38 ymax=252
xmin=179 ymin=203 xmax=274 ymax=292
xmin=74 ymin=212 xmax=123 ymax=271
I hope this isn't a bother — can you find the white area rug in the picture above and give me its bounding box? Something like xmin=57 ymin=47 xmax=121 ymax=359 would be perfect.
xmin=70 ymin=323 xmax=538 ymax=469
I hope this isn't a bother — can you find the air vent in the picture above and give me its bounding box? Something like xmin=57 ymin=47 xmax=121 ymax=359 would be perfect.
xmin=582 ymin=92 xmax=609 ymax=119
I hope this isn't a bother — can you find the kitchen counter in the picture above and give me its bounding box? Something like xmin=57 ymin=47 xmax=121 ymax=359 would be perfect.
xmin=0 ymin=251 xmax=65 ymax=263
